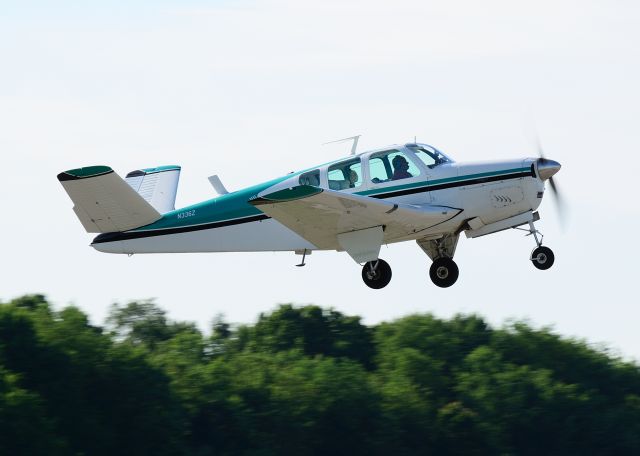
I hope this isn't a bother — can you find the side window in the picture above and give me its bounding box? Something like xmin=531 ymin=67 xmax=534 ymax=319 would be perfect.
xmin=409 ymin=145 xmax=451 ymax=168
xmin=328 ymin=158 xmax=362 ymax=191
xmin=299 ymin=169 xmax=320 ymax=187
xmin=369 ymin=157 xmax=390 ymax=183
xmin=369 ymin=150 xmax=420 ymax=184
xmin=413 ymin=150 xmax=437 ymax=168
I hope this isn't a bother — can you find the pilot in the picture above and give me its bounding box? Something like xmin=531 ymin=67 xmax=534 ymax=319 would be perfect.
xmin=392 ymin=155 xmax=412 ymax=180
xmin=348 ymin=169 xmax=359 ymax=188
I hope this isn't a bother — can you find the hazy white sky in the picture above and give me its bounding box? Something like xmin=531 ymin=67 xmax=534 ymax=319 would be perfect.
xmin=2 ymin=1 xmax=639 ymax=358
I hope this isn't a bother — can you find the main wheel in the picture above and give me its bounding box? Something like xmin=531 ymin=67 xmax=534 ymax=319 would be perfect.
xmin=531 ymin=246 xmax=554 ymax=270
xmin=429 ymin=257 xmax=459 ymax=288
xmin=362 ymin=259 xmax=392 ymax=289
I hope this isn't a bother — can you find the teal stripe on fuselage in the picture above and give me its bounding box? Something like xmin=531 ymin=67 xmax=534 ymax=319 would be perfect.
xmin=132 ymin=166 xmax=529 ymax=233
xmin=131 ymin=175 xmax=291 ymax=232
xmin=358 ymin=167 xmax=529 ymax=197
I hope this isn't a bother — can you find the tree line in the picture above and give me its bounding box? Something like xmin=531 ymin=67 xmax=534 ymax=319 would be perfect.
xmin=1 ymin=294 xmax=639 ymax=455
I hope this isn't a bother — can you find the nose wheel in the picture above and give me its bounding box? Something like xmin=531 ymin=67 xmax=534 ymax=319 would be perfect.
xmin=521 ymin=220 xmax=556 ymax=270
xmin=362 ymin=259 xmax=392 ymax=289
xmin=429 ymin=257 xmax=459 ymax=288
xmin=531 ymin=246 xmax=554 ymax=270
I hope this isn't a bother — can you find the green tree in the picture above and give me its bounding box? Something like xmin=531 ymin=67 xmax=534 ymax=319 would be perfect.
xmin=0 ymin=368 xmax=67 ymax=455
xmin=106 ymin=300 xmax=198 ymax=351
xmin=180 ymin=351 xmax=380 ymax=455
xmin=106 ymin=300 xmax=172 ymax=348
xmin=0 ymin=299 xmax=187 ymax=455
xmin=241 ymin=304 xmax=375 ymax=368
xmin=3 ymin=296 xmax=640 ymax=455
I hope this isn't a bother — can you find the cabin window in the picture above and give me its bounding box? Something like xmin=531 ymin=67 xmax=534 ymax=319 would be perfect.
xmin=328 ymin=158 xmax=362 ymax=190
xmin=299 ymin=169 xmax=320 ymax=187
xmin=369 ymin=150 xmax=420 ymax=184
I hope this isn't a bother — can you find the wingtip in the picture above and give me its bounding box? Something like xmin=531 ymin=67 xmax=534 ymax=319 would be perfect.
xmin=57 ymin=166 xmax=113 ymax=182
xmin=249 ymin=185 xmax=323 ymax=206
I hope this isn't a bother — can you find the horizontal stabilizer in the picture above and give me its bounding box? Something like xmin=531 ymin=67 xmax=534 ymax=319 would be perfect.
xmin=125 ymin=165 xmax=181 ymax=213
xmin=58 ymin=166 xmax=161 ymax=233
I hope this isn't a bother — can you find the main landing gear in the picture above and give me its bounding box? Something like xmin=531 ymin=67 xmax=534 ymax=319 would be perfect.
xmin=418 ymin=234 xmax=461 ymax=288
xmin=429 ymin=257 xmax=459 ymax=288
xmin=362 ymin=259 xmax=392 ymax=289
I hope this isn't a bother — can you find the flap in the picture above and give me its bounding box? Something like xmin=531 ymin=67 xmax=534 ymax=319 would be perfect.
xmin=337 ymin=226 xmax=384 ymax=263
xmin=249 ymin=185 xmax=461 ymax=251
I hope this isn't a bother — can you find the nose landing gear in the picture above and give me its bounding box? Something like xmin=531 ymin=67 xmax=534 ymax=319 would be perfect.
xmin=522 ymin=220 xmax=555 ymax=270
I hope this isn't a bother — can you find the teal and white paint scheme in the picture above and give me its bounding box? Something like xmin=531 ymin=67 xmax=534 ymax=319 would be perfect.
xmin=58 ymin=142 xmax=562 ymax=289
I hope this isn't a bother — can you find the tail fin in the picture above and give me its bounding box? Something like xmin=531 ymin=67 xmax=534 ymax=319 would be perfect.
xmin=58 ymin=166 xmax=161 ymax=233
xmin=125 ymin=165 xmax=181 ymax=213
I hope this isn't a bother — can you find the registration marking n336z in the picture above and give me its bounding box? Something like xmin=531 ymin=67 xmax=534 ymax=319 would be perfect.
xmin=177 ymin=210 xmax=196 ymax=219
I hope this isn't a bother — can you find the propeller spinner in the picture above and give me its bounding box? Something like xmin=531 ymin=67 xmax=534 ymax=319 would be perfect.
xmin=535 ymin=150 xmax=566 ymax=226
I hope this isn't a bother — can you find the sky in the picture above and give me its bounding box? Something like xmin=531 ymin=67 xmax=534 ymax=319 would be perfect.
xmin=1 ymin=0 xmax=640 ymax=358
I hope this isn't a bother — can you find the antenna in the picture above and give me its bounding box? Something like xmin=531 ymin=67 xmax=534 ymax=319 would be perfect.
xmin=322 ymin=135 xmax=361 ymax=155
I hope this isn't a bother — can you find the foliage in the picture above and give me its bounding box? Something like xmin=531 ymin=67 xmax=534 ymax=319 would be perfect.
xmin=1 ymin=296 xmax=640 ymax=455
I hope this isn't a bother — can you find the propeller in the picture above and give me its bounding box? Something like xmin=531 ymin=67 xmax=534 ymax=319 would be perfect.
xmin=533 ymin=134 xmax=568 ymax=227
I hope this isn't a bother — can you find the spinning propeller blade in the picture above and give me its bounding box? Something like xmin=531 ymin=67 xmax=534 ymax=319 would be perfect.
xmin=534 ymin=134 xmax=567 ymax=228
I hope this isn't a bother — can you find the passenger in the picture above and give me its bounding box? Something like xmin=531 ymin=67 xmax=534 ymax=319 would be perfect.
xmin=392 ymin=155 xmax=412 ymax=180
xmin=348 ymin=169 xmax=359 ymax=188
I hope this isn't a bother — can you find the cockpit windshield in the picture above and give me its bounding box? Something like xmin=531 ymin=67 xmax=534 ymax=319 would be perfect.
xmin=407 ymin=143 xmax=453 ymax=168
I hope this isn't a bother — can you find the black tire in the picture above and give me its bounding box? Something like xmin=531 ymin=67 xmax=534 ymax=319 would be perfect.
xmin=362 ymin=259 xmax=392 ymax=289
xmin=531 ymin=246 xmax=555 ymax=270
xmin=429 ymin=257 xmax=459 ymax=288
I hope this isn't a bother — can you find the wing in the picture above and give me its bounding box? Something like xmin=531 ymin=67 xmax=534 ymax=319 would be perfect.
xmin=249 ymin=185 xmax=462 ymax=262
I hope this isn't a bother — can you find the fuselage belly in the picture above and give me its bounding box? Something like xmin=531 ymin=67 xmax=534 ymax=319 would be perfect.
xmin=93 ymin=218 xmax=316 ymax=254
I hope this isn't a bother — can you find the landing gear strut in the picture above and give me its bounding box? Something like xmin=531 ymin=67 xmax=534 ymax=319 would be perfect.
xmin=361 ymin=259 xmax=392 ymax=289
xmin=522 ymin=220 xmax=555 ymax=270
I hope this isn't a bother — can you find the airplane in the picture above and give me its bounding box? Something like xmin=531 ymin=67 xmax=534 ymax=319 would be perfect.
xmin=57 ymin=140 xmax=562 ymax=289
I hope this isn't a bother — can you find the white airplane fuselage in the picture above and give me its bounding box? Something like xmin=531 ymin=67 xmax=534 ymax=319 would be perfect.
xmin=91 ymin=156 xmax=544 ymax=256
